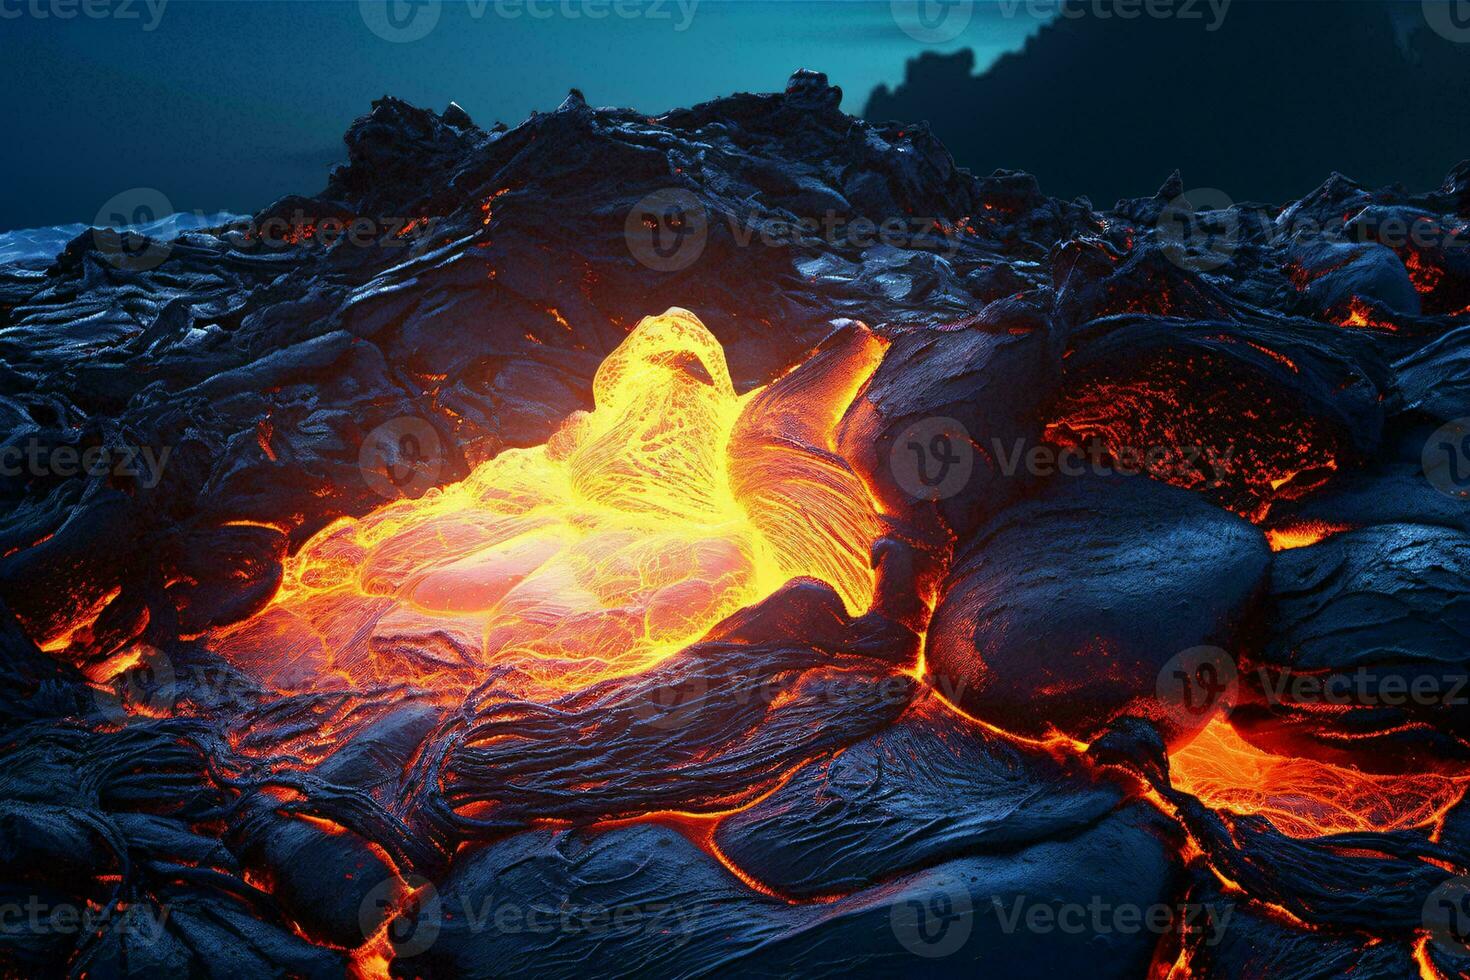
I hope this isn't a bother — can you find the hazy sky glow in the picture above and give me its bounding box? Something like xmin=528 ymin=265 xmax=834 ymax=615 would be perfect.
xmin=1 ymin=0 xmax=1050 ymax=230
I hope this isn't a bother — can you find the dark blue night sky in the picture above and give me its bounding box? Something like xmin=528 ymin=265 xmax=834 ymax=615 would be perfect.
xmin=1 ymin=0 xmax=1046 ymax=230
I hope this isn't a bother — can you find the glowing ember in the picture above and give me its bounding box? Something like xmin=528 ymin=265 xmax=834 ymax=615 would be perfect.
xmin=1043 ymin=348 xmax=1342 ymax=521
xmin=211 ymin=309 xmax=885 ymax=696
xmin=1335 ymin=296 xmax=1398 ymax=331
xmin=1264 ymin=520 xmax=1352 ymax=551
xmin=1169 ymin=718 xmax=1470 ymax=839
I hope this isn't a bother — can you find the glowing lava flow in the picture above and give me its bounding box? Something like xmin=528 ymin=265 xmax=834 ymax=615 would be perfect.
xmin=1264 ymin=520 xmax=1352 ymax=551
xmin=1169 ymin=718 xmax=1470 ymax=839
xmin=212 ymin=309 xmax=885 ymax=697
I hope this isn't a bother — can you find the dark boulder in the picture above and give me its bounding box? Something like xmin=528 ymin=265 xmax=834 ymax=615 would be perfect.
xmin=925 ymin=476 xmax=1271 ymax=743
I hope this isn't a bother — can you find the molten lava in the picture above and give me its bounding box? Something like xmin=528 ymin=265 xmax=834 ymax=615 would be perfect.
xmin=1264 ymin=519 xmax=1352 ymax=551
xmin=212 ymin=309 xmax=885 ymax=697
xmin=1169 ymin=718 xmax=1470 ymax=839
xmin=1043 ymin=348 xmax=1343 ymax=521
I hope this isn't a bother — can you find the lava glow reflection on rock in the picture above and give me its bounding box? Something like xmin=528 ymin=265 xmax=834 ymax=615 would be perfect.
xmin=211 ymin=309 xmax=886 ymax=697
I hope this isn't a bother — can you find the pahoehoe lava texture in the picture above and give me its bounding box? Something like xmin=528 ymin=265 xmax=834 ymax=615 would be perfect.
xmin=2 ymin=70 xmax=1470 ymax=978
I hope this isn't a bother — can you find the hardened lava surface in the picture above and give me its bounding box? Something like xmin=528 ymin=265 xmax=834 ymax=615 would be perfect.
xmin=3 ymin=71 xmax=1470 ymax=978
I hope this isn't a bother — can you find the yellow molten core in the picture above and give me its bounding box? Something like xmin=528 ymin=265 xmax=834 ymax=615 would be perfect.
xmin=213 ymin=308 xmax=886 ymax=696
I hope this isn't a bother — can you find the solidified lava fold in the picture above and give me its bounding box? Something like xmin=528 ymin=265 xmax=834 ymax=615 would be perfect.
xmin=2 ymin=70 xmax=1470 ymax=979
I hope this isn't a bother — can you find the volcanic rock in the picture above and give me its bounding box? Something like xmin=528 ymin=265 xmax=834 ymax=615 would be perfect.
xmin=2 ymin=69 xmax=1470 ymax=980
xmin=712 ymin=699 xmax=1125 ymax=897
xmin=395 ymin=801 xmax=1177 ymax=979
xmin=924 ymin=476 xmax=1271 ymax=742
xmin=1232 ymin=522 xmax=1470 ymax=772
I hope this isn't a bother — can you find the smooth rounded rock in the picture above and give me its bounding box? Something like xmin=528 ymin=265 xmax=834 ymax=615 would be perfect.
xmin=925 ymin=475 xmax=1271 ymax=743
